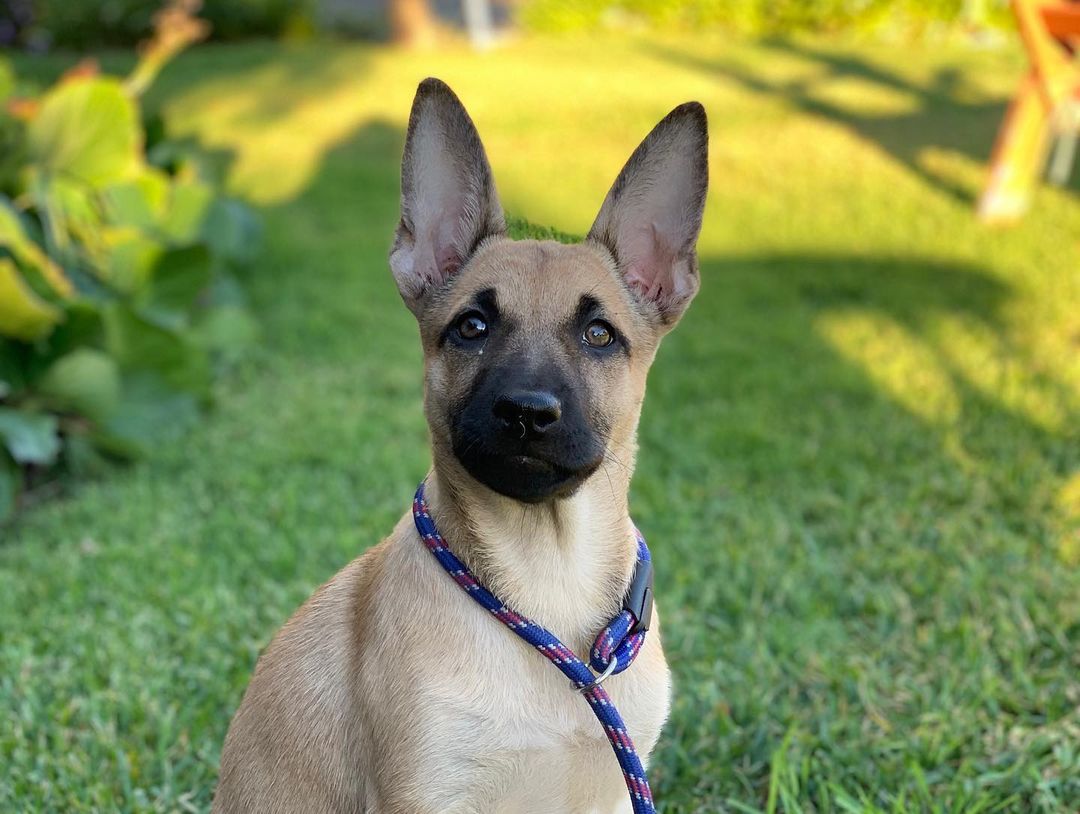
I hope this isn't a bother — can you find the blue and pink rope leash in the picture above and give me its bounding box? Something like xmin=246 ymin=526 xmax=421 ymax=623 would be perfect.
xmin=412 ymin=481 xmax=658 ymax=814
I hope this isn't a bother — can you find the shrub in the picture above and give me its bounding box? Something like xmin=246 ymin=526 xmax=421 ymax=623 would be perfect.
xmin=13 ymin=0 xmax=310 ymax=51
xmin=0 ymin=2 xmax=259 ymax=520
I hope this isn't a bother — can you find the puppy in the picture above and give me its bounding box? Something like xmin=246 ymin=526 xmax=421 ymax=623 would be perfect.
xmin=214 ymin=78 xmax=708 ymax=814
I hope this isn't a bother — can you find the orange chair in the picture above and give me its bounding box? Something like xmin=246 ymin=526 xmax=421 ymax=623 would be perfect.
xmin=979 ymin=0 xmax=1080 ymax=222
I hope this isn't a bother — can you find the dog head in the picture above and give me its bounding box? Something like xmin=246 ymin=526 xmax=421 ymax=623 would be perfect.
xmin=390 ymin=79 xmax=708 ymax=504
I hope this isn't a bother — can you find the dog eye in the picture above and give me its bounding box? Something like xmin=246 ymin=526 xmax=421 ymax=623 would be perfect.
xmin=582 ymin=320 xmax=615 ymax=349
xmin=456 ymin=312 xmax=488 ymax=341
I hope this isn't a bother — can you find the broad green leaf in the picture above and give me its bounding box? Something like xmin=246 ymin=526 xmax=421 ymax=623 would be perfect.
xmin=161 ymin=180 xmax=214 ymax=245
xmin=45 ymin=176 xmax=106 ymax=261
xmin=102 ymin=304 xmax=210 ymax=398
xmin=46 ymin=301 xmax=104 ymax=361
xmin=0 ymin=60 xmax=13 ymax=104
xmin=147 ymin=137 xmax=229 ymax=186
xmin=205 ymin=272 xmax=249 ymax=309
xmin=142 ymin=245 xmax=211 ymax=324
xmin=102 ymin=169 xmax=170 ymax=230
xmin=193 ymin=305 xmax=259 ymax=365
xmin=0 ymin=113 xmax=26 ymax=193
xmin=27 ymin=77 xmax=140 ymax=188
xmin=0 ymin=196 xmax=72 ymax=297
xmin=203 ymin=198 xmax=262 ymax=263
xmin=98 ymin=373 xmax=199 ymax=458
xmin=0 ymin=340 xmax=24 ymax=398
xmin=0 ymin=406 xmax=60 ymax=465
xmin=102 ymin=226 xmax=163 ymax=294
xmin=0 ymin=257 xmax=63 ymax=341
xmin=39 ymin=348 xmax=121 ymax=423
xmin=0 ymin=451 xmax=18 ymax=522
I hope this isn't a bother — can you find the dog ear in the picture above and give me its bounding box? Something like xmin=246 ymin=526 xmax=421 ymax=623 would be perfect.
xmin=389 ymin=78 xmax=505 ymax=313
xmin=587 ymin=103 xmax=708 ymax=329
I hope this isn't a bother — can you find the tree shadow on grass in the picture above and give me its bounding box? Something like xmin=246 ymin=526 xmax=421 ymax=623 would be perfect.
xmin=660 ymin=250 xmax=1067 ymax=485
xmin=642 ymin=251 xmax=1077 ymax=806
xmin=6 ymin=82 xmax=1074 ymax=809
xmin=643 ymin=248 xmax=1073 ymax=531
xmin=82 ymin=41 xmax=1080 ymax=807
xmin=649 ymin=39 xmax=1016 ymax=205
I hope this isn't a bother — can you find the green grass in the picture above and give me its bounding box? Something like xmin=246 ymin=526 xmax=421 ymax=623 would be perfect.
xmin=3 ymin=33 xmax=1080 ymax=813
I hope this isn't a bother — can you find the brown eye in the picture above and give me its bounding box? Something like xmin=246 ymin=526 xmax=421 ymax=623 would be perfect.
xmin=457 ymin=313 xmax=488 ymax=340
xmin=583 ymin=320 xmax=615 ymax=348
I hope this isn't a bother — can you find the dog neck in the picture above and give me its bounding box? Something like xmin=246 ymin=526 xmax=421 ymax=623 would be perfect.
xmin=424 ymin=447 xmax=640 ymax=652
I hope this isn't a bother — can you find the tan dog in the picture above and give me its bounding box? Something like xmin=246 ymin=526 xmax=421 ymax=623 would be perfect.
xmin=214 ymin=78 xmax=708 ymax=814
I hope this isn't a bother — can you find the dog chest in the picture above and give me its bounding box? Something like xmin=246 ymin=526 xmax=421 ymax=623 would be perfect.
xmin=362 ymin=538 xmax=670 ymax=812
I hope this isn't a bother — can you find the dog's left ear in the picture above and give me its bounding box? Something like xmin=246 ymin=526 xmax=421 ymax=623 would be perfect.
xmin=390 ymin=78 xmax=506 ymax=313
xmin=588 ymin=103 xmax=708 ymax=329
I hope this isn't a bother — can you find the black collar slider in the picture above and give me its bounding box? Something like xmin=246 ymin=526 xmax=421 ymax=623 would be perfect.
xmin=623 ymin=557 xmax=654 ymax=635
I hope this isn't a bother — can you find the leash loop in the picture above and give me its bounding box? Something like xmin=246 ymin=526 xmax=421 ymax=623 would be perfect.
xmin=586 ymin=543 xmax=651 ymax=677
xmin=413 ymin=481 xmax=658 ymax=814
xmin=575 ymin=654 xmax=619 ymax=693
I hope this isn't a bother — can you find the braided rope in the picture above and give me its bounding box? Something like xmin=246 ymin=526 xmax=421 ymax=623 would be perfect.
xmin=413 ymin=482 xmax=657 ymax=814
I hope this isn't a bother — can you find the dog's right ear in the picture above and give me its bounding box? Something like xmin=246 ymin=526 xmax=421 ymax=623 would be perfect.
xmin=587 ymin=102 xmax=708 ymax=331
xmin=389 ymin=78 xmax=505 ymax=314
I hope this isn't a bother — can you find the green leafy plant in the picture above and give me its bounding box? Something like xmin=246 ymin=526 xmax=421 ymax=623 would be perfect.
xmin=0 ymin=1 xmax=259 ymax=520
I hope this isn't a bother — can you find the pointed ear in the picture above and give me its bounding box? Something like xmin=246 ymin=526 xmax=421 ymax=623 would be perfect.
xmin=389 ymin=78 xmax=506 ymax=313
xmin=587 ymin=102 xmax=708 ymax=329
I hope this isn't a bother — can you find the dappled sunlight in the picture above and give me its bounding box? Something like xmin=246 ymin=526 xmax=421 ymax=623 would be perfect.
xmin=154 ymin=37 xmax=1078 ymax=492
xmin=4 ymin=27 xmax=1080 ymax=812
xmin=1055 ymin=472 xmax=1080 ymax=565
xmin=165 ymin=37 xmax=757 ymax=234
xmin=647 ymin=37 xmax=1022 ymax=207
xmin=914 ymin=145 xmax=987 ymax=202
xmin=151 ymin=36 xmax=1078 ymax=541
xmin=815 ymin=310 xmax=961 ymax=425
xmin=818 ymin=282 xmax=1074 ymax=438
xmin=804 ymin=73 xmax=922 ymax=116
xmin=163 ymin=46 xmax=382 ymax=203
xmin=933 ymin=316 xmax=1075 ymax=434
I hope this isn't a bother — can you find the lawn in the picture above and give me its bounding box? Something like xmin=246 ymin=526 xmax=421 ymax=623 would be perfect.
xmin=2 ymin=32 xmax=1080 ymax=813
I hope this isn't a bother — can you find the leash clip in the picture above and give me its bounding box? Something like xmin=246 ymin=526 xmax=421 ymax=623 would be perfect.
xmin=576 ymin=657 xmax=619 ymax=693
xmin=624 ymin=557 xmax=654 ymax=635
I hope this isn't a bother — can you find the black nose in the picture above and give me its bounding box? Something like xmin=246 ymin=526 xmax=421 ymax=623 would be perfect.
xmin=493 ymin=390 xmax=562 ymax=437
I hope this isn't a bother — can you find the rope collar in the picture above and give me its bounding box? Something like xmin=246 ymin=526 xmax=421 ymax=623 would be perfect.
xmin=412 ymin=481 xmax=658 ymax=814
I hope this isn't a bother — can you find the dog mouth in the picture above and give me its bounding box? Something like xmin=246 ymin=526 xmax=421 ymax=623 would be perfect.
xmin=508 ymin=454 xmax=556 ymax=471
xmin=452 ymin=441 xmax=602 ymax=504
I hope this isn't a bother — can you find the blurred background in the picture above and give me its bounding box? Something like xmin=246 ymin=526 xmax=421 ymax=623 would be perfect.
xmin=1 ymin=1 xmax=1078 ymax=812
xmin=0 ymin=0 xmax=1024 ymax=49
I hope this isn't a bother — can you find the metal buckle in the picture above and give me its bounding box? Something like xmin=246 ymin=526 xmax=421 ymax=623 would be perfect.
xmin=575 ymin=657 xmax=619 ymax=693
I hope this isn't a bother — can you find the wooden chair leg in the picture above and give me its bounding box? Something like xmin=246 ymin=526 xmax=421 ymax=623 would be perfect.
xmin=978 ymin=73 xmax=1053 ymax=224
xmin=1047 ymin=102 xmax=1080 ymax=185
